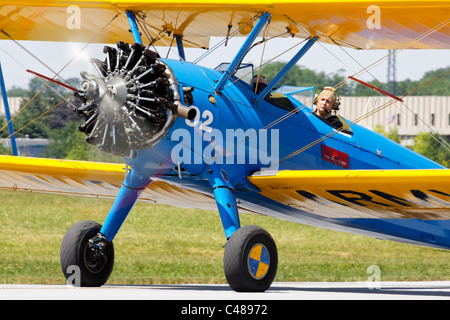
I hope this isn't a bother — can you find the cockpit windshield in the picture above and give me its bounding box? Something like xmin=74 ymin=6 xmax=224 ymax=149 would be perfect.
xmin=274 ymin=86 xmax=315 ymax=110
xmin=215 ymin=63 xmax=254 ymax=86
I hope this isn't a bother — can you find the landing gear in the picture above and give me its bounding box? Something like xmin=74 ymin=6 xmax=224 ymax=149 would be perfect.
xmin=207 ymin=165 xmax=278 ymax=292
xmin=60 ymin=219 xmax=278 ymax=291
xmin=60 ymin=220 xmax=114 ymax=287
xmin=224 ymin=225 xmax=278 ymax=292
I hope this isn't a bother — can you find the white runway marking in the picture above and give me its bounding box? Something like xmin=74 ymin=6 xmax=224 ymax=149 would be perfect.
xmin=1 ymin=282 xmax=450 ymax=300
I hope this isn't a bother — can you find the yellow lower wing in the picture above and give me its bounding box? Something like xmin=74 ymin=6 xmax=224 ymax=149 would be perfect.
xmin=1 ymin=155 xmax=449 ymax=219
xmin=248 ymin=169 xmax=450 ymax=220
xmin=0 ymin=155 xmax=219 ymax=211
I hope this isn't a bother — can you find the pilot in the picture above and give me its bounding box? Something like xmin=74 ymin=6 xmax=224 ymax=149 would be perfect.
xmin=253 ymin=74 xmax=269 ymax=94
xmin=313 ymin=86 xmax=343 ymax=130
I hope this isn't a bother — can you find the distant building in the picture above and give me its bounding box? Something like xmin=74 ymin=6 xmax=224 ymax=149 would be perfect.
xmin=2 ymin=138 xmax=49 ymax=157
xmin=0 ymin=97 xmax=50 ymax=156
xmin=0 ymin=97 xmax=22 ymax=116
xmin=338 ymin=96 xmax=450 ymax=145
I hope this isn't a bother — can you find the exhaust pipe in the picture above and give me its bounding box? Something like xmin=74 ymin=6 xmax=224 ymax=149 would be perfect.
xmin=175 ymin=102 xmax=197 ymax=121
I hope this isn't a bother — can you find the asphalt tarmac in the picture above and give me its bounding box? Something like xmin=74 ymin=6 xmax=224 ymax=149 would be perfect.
xmin=1 ymin=281 xmax=450 ymax=300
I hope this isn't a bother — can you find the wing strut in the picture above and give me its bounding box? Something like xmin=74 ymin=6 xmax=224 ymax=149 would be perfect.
xmin=0 ymin=62 xmax=18 ymax=156
xmin=254 ymin=36 xmax=319 ymax=105
xmin=126 ymin=11 xmax=143 ymax=45
xmin=175 ymin=35 xmax=186 ymax=61
xmin=214 ymin=12 xmax=272 ymax=93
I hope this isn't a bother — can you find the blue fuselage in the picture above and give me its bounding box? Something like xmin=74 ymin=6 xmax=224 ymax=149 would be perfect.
xmin=126 ymin=59 xmax=443 ymax=188
xmin=98 ymin=11 xmax=449 ymax=254
xmin=99 ymin=57 xmax=449 ymax=251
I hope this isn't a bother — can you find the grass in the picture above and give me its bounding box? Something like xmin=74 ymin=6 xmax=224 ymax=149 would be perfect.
xmin=0 ymin=190 xmax=449 ymax=285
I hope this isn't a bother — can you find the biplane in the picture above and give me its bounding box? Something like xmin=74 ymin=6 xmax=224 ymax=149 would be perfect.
xmin=0 ymin=1 xmax=449 ymax=292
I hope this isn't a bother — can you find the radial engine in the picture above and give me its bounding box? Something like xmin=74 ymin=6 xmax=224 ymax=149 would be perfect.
xmin=74 ymin=42 xmax=195 ymax=158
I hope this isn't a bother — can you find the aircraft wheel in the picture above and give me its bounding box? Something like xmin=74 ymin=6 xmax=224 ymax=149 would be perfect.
xmin=60 ymin=220 xmax=114 ymax=287
xmin=223 ymin=225 xmax=278 ymax=292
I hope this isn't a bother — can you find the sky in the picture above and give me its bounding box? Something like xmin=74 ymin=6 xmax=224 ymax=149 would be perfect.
xmin=0 ymin=37 xmax=449 ymax=91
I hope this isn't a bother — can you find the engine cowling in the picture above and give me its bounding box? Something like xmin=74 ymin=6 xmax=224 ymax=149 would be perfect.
xmin=74 ymin=42 xmax=191 ymax=158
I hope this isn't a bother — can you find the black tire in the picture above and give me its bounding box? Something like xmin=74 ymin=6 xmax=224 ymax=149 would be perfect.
xmin=60 ymin=220 xmax=114 ymax=287
xmin=223 ymin=225 xmax=278 ymax=292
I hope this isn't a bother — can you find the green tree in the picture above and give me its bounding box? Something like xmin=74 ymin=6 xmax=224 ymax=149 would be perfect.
xmin=413 ymin=68 xmax=450 ymax=95
xmin=6 ymin=86 xmax=28 ymax=97
xmin=11 ymin=78 xmax=81 ymax=139
xmin=374 ymin=125 xmax=401 ymax=143
xmin=258 ymin=62 xmax=450 ymax=96
xmin=44 ymin=122 xmax=83 ymax=159
xmin=44 ymin=121 xmax=123 ymax=163
xmin=412 ymin=132 xmax=450 ymax=168
xmin=259 ymin=62 xmax=353 ymax=96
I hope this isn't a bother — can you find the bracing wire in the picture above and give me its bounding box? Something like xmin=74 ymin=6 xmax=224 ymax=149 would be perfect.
xmin=0 ymin=96 xmax=73 ymax=145
xmin=225 ymin=17 xmax=450 ymax=167
xmin=254 ymin=17 xmax=270 ymax=94
xmin=192 ymin=13 xmax=262 ymax=65
xmin=0 ymin=13 xmax=120 ymax=138
xmin=269 ymin=68 xmax=450 ymax=168
xmin=325 ymin=33 xmax=450 ymax=151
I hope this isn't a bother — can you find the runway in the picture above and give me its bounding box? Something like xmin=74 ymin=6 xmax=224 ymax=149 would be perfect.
xmin=1 ymin=281 xmax=450 ymax=300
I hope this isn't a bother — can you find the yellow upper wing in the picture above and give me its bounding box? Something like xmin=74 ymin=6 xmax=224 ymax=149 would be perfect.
xmin=249 ymin=169 xmax=450 ymax=220
xmin=0 ymin=0 xmax=448 ymax=49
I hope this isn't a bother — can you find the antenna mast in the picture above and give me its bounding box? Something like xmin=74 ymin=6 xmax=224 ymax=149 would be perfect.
xmin=387 ymin=49 xmax=397 ymax=96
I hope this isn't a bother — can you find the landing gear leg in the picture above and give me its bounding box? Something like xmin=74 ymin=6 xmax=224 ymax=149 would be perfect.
xmin=207 ymin=165 xmax=278 ymax=292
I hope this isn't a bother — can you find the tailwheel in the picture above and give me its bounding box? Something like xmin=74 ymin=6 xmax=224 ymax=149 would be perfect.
xmin=60 ymin=220 xmax=114 ymax=287
xmin=223 ymin=225 xmax=278 ymax=292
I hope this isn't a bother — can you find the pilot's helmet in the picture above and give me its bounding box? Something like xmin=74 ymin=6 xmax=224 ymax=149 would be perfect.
xmin=313 ymin=86 xmax=341 ymax=110
xmin=253 ymin=75 xmax=269 ymax=93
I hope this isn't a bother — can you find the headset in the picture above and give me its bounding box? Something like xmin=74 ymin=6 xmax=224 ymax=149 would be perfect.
xmin=313 ymin=87 xmax=341 ymax=111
